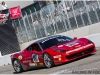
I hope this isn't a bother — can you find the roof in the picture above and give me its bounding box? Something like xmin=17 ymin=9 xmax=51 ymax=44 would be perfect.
xmin=24 ymin=35 xmax=73 ymax=50
xmin=34 ymin=35 xmax=63 ymax=43
xmin=24 ymin=35 xmax=62 ymax=50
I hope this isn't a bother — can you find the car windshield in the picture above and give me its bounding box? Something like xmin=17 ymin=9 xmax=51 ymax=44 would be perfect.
xmin=40 ymin=36 xmax=73 ymax=50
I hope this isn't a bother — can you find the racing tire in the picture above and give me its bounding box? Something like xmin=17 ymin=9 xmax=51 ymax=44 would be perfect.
xmin=43 ymin=53 xmax=54 ymax=68
xmin=13 ymin=59 xmax=23 ymax=73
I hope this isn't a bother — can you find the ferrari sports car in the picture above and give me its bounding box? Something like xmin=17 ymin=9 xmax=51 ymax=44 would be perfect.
xmin=10 ymin=35 xmax=96 ymax=73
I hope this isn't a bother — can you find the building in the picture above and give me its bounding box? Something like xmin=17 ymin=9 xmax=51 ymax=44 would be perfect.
xmin=0 ymin=0 xmax=100 ymax=55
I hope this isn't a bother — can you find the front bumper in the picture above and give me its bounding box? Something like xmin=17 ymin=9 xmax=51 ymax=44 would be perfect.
xmin=54 ymin=44 xmax=96 ymax=65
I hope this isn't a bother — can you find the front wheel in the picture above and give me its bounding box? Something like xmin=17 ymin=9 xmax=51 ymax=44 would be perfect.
xmin=13 ymin=59 xmax=23 ymax=73
xmin=43 ymin=53 xmax=54 ymax=68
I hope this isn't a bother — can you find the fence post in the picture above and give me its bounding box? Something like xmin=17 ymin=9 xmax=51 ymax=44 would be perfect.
xmin=0 ymin=51 xmax=2 ymax=57
xmin=61 ymin=0 xmax=72 ymax=30
xmin=83 ymin=1 xmax=92 ymax=25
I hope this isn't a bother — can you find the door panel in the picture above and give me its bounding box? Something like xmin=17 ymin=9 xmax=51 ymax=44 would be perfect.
xmin=21 ymin=50 xmax=33 ymax=66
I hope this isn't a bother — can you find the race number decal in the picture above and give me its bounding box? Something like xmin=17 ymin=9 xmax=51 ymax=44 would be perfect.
xmin=32 ymin=54 xmax=39 ymax=62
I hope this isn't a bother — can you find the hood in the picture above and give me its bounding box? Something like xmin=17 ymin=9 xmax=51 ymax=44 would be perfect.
xmin=51 ymin=39 xmax=86 ymax=51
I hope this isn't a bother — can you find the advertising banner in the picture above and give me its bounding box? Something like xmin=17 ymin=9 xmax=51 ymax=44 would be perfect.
xmin=10 ymin=6 xmax=22 ymax=19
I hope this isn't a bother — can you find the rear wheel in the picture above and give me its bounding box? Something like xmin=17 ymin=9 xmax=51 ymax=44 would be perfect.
xmin=13 ymin=59 xmax=23 ymax=73
xmin=43 ymin=53 xmax=54 ymax=68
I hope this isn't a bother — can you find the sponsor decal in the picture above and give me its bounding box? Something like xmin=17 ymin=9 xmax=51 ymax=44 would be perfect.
xmin=29 ymin=62 xmax=38 ymax=66
xmin=66 ymin=42 xmax=79 ymax=47
xmin=18 ymin=55 xmax=22 ymax=60
xmin=75 ymin=45 xmax=81 ymax=48
xmin=23 ymin=60 xmax=31 ymax=63
xmin=86 ymin=43 xmax=93 ymax=47
xmin=75 ymin=44 xmax=93 ymax=51
xmin=41 ymin=37 xmax=56 ymax=43
xmin=66 ymin=44 xmax=93 ymax=53
xmin=29 ymin=63 xmax=36 ymax=66
xmin=32 ymin=54 xmax=39 ymax=62
xmin=35 ymin=63 xmax=38 ymax=66
xmin=39 ymin=63 xmax=44 ymax=66
xmin=53 ymin=55 xmax=61 ymax=58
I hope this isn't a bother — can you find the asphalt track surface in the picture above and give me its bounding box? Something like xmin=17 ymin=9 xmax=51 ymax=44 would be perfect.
xmin=0 ymin=47 xmax=100 ymax=74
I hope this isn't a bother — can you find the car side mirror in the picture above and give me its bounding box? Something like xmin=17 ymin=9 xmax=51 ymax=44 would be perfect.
xmin=74 ymin=37 xmax=77 ymax=40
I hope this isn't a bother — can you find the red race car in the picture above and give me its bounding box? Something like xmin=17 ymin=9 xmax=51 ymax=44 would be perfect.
xmin=10 ymin=35 xmax=96 ymax=73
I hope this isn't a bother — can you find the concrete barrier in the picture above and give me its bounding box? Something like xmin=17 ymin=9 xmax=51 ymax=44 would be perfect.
xmin=0 ymin=52 xmax=20 ymax=66
xmin=84 ymin=33 xmax=100 ymax=47
xmin=0 ymin=54 xmax=11 ymax=66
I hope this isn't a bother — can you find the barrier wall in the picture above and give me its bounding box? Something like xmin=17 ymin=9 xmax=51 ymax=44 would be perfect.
xmin=0 ymin=22 xmax=100 ymax=66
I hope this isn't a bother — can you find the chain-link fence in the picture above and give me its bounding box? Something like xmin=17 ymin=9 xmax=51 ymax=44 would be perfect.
xmin=13 ymin=1 xmax=100 ymax=44
xmin=0 ymin=25 xmax=20 ymax=55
